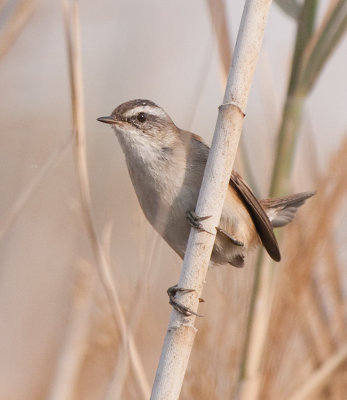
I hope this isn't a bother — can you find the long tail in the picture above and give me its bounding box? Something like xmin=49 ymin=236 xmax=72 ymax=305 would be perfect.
xmin=261 ymin=191 xmax=315 ymax=228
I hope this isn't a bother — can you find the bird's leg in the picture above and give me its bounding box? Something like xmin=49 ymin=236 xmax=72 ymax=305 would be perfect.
xmin=186 ymin=210 xmax=213 ymax=234
xmin=167 ymin=285 xmax=203 ymax=317
xmin=216 ymin=226 xmax=244 ymax=247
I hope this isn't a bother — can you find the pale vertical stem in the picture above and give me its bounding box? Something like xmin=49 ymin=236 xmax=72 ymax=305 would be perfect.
xmin=151 ymin=1 xmax=273 ymax=399
xmin=62 ymin=1 xmax=150 ymax=398
xmin=206 ymin=0 xmax=257 ymax=191
xmin=237 ymin=3 xmax=318 ymax=398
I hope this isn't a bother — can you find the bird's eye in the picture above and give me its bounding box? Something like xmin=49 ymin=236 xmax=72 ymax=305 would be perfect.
xmin=137 ymin=112 xmax=146 ymax=123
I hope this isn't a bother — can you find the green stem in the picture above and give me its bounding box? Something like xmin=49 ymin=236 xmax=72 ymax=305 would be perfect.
xmin=301 ymin=0 xmax=347 ymax=92
xmin=269 ymin=0 xmax=316 ymax=196
xmin=288 ymin=0 xmax=317 ymax=96
xmin=270 ymin=92 xmax=305 ymax=197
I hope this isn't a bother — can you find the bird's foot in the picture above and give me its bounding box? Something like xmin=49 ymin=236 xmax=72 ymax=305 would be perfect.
xmin=167 ymin=285 xmax=203 ymax=317
xmin=186 ymin=210 xmax=212 ymax=234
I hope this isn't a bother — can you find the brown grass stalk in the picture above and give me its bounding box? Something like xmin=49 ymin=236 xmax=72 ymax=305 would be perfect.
xmin=206 ymin=0 xmax=232 ymax=84
xmin=0 ymin=0 xmax=37 ymax=62
xmin=62 ymin=1 xmax=150 ymax=398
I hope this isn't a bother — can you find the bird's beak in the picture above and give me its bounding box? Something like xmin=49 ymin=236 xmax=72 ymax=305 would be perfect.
xmin=97 ymin=115 xmax=117 ymax=124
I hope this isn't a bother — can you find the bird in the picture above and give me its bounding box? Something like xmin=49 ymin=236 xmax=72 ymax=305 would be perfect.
xmin=98 ymin=99 xmax=314 ymax=271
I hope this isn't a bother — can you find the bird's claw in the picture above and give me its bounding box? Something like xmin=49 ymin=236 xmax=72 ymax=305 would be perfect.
xmin=167 ymin=285 xmax=203 ymax=317
xmin=186 ymin=211 xmax=213 ymax=235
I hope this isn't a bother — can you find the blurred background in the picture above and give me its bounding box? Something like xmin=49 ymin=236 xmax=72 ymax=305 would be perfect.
xmin=0 ymin=0 xmax=346 ymax=399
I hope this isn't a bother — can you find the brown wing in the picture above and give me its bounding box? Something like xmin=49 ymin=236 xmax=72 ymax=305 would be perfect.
xmin=229 ymin=171 xmax=281 ymax=261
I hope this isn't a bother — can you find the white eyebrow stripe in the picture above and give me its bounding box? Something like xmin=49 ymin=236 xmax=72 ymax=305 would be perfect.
xmin=125 ymin=106 xmax=166 ymax=119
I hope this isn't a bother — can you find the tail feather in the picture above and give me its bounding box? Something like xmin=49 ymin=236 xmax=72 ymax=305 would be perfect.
xmin=261 ymin=191 xmax=315 ymax=228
